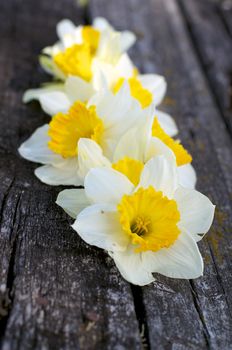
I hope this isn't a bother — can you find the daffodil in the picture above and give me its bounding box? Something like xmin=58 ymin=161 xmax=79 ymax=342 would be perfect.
xmin=113 ymin=113 xmax=196 ymax=188
xmin=19 ymin=82 xmax=177 ymax=186
xmin=23 ymin=61 xmax=167 ymax=113
xmin=56 ymin=156 xmax=215 ymax=286
xmin=19 ymin=83 xmax=157 ymax=185
xmin=23 ymin=18 xmax=138 ymax=107
xmin=76 ymin=108 xmax=195 ymax=189
xmin=39 ymin=17 xmax=135 ymax=80
xmin=23 ymin=18 xmax=166 ymax=111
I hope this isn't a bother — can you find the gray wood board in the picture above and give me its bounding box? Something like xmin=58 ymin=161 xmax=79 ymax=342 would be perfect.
xmin=0 ymin=0 xmax=232 ymax=349
xmin=89 ymin=0 xmax=232 ymax=348
xmin=178 ymin=0 xmax=232 ymax=134
xmin=0 ymin=1 xmax=141 ymax=349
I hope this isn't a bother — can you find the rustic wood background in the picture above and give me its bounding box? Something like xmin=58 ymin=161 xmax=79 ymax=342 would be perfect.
xmin=0 ymin=0 xmax=232 ymax=349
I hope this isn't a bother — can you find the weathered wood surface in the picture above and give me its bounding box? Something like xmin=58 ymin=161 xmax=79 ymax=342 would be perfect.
xmin=179 ymin=0 xmax=232 ymax=133
xmin=0 ymin=0 xmax=232 ymax=349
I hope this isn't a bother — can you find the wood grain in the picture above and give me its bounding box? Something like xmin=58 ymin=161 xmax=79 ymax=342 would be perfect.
xmin=0 ymin=1 xmax=141 ymax=349
xmin=178 ymin=0 xmax=232 ymax=134
xmin=90 ymin=0 xmax=232 ymax=348
xmin=0 ymin=0 xmax=232 ymax=349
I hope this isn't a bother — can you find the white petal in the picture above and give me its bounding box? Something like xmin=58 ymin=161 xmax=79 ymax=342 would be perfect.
xmin=93 ymin=17 xmax=112 ymax=31
xmin=89 ymin=83 xmax=131 ymax=129
xmin=87 ymin=89 xmax=113 ymax=123
xmin=65 ymin=76 xmax=95 ymax=103
xmin=177 ymin=164 xmax=197 ymax=189
xmin=120 ymin=31 xmax=136 ymax=52
xmin=39 ymin=91 xmax=71 ymax=116
xmin=18 ymin=125 xmax=62 ymax=165
xmin=115 ymin=53 xmax=135 ymax=79
xmin=40 ymin=45 xmax=66 ymax=78
xmin=102 ymin=84 xmax=144 ymax=142
xmin=154 ymin=110 xmax=178 ymax=136
xmin=144 ymin=137 xmax=176 ymax=163
xmin=42 ymin=46 xmax=54 ymax=56
xmin=109 ymin=247 xmax=155 ymax=286
xmin=73 ymin=203 xmax=129 ymax=251
xmin=23 ymin=88 xmax=48 ymax=104
xmin=174 ymin=187 xmax=215 ymax=241
xmin=99 ymin=137 xmax=117 ymax=160
xmin=77 ymin=138 xmax=111 ymax=180
xmin=143 ymin=231 xmax=203 ymax=279
xmin=138 ymin=155 xmax=178 ymax=198
xmin=89 ymin=84 xmax=143 ymax=156
xmin=73 ymin=27 xmax=83 ymax=45
xmin=23 ymin=84 xmax=64 ymax=103
xmin=35 ymin=158 xmax=81 ymax=186
xmin=56 ymin=189 xmax=89 ymax=218
xmin=139 ymin=74 xmax=167 ymax=106
xmin=56 ymin=19 xmax=76 ymax=40
xmin=92 ymin=59 xmax=116 ymax=88
xmin=113 ymin=124 xmax=146 ymax=163
xmin=92 ymin=55 xmax=134 ymax=88
xmin=97 ymin=31 xmax=122 ymax=64
xmin=61 ymin=33 xmax=78 ymax=49
xmin=112 ymin=110 xmax=154 ymax=163
xmin=84 ymin=167 xmax=134 ymax=205
xmin=92 ymin=67 xmax=109 ymax=91
xmin=39 ymin=55 xmax=57 ymax=76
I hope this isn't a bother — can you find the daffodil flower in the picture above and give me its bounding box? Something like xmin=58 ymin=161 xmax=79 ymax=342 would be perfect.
xmin=39 ymin=17 xmax=136 ymax=81
xmin=113 ymin=113 xmax=196 ymax=189
xmin=56 ymin=156 xmax=215 ymax=286
xmin=23 ymin=18 xmax=138 ymax=107
xmin=23 ymin=61 xmax=167 ymax=113
xmin=23 ymin=18 xmax=166 ymax=111
xmin=76 ymin=109 xmax=195 ymax=189
xmin=20 ymin=83 xmax=171 ymax=186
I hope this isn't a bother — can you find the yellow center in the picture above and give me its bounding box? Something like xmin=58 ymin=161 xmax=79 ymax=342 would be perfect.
xmin=48 ymin=102 xmax=104 ymax=158
xmin=53 ymin=26 xmax=100 ymax=81
xmin=112 ymin=157 xmax=144 ymax=186
xmin=152 ymin=118 xmax=192 ymax=166
xmin=53 ymin=44 xmax=93 ymax=81
xmin=118 ymin=187 xmax=180 ymax=253
xmin=113 ymin=77 xmax=153 ymax=108
xmin=82 ymin=26 xmax=100 ymax=54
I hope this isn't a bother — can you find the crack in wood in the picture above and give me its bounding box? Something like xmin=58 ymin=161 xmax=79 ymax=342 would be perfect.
xmin=0 ymin=182 xmax=22 ymax=343
xmin=189 ymin=281 xmax=211 ymax=347
xmin=131 ymin=285 xmax=150 ymax=350
xmin=229 ymin=71 xmax=232 ymax=112
xmin=207 ymin=242 xmax=232 ymax=320
xmin=218 ymin=0 xmax=232 ymax=38
xmin=0 ymin=178 xmax=15 ymax=223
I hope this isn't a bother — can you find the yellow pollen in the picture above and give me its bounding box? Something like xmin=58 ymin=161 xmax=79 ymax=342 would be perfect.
xmin=113 ymin=76 xmax=153 ymax=108
xmin=117 ymin=186 xmax=181 ymax=253
xmin=131 ymin=217 xmax=151 ymax=236
xmin=48 ymin=102 xmax=104 ymax=158
xmin=152 ymin=118 xmax=192 ymax=166
xmin=112 ymin=157 xmax=144 ymax=186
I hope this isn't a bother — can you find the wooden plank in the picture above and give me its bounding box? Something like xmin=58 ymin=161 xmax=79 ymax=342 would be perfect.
xmin=0 ymin=1 xmax=142 ymax=349
xmin=178 ymin=0 xmax=232 ymax=134
xmin=219 ymin=0 xmax=232 ymax=37
xmin=1 ymin=0 xmax=232 ymax=348
xmin=89 ymin=0 xmax=232 ymax=348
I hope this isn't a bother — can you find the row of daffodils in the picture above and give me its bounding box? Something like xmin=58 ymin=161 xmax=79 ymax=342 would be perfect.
xmin=19 ymin=18 xmax=215 ymax=286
